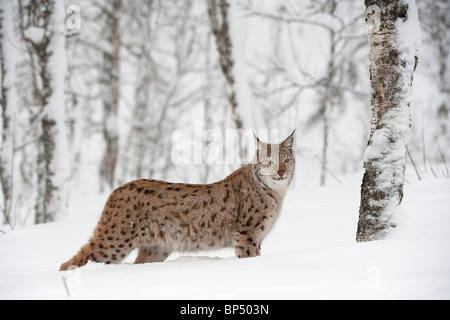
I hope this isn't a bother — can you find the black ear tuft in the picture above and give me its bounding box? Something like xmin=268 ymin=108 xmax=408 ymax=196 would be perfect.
xmin=253 ymin=130 xmax=261 ymax=145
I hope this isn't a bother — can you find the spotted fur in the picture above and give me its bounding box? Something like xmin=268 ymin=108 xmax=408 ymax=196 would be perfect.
xmin=59 ymin=132 xmax=295 ymax=270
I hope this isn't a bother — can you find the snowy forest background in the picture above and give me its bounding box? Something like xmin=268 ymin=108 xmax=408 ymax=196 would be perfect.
xmin=1 ymin=0 xmax=449 ymax=229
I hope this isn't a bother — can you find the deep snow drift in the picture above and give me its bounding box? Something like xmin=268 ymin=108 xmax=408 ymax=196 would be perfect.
xmin=1 ymin=176 xmax=449 ymax=299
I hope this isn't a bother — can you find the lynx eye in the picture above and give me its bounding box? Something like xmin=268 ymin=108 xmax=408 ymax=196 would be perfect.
xmin=284 ymin=159 xmax=290 ymax=164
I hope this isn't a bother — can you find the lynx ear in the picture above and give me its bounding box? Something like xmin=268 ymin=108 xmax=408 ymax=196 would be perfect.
xmin=251 ymin=131 xmax=262 ymax=164
xmin=281 ymin=129 xmax=295 ymax=150
xmin=253 ymin=130 xmax=263 ymax=148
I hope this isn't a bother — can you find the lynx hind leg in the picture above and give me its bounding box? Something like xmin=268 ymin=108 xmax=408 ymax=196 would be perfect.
xmin=134 ymin=246 xmax=171 ymax=264
xmin=59 ymin=238 xmax=134 ymax=271
xmin=60 ymin=243 xmax=92 ymax=271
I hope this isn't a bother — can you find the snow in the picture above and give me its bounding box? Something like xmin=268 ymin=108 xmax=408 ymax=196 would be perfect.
xmin=1 ymin=175 xmax=449 ymax=299
xmin=396 ymin=0 xmax=421 ymax=69
xmin=23 ymin=27 xmax=45 ymax=44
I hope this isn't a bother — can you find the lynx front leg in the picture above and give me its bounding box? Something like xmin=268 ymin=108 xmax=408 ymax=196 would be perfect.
xmin=134 ymin=246 xmax=171 ymax=264
xmin=233 ymin=230 xmax=261 ymax=259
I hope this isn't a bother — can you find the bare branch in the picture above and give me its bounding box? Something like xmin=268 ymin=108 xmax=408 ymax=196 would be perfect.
xmin=245 ymin=11 xmax=334 ymax=33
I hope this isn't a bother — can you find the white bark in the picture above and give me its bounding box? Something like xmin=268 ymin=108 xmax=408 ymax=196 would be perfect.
xmin=45 ymin=0 xmax=71 ymax=220
xmin=0 ymin=0 xmax=18 ymax=225
xmin=357 ymin=0 xmax=421 ymax=242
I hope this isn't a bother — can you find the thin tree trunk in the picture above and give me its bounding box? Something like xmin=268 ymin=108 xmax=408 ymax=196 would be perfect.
xmin=356 ymin=0 xmax=420 ymax=242
xmin=39 ymin=0 xmax=70 ymax=223
xmin=18 ymin=0 xmax=70 ymax=223
xmin=207 ymin=0 xmax=245 ymax=163
xmin=320 ymin=112 xmax=329 ymax=187
xmin=99 ymin=0 xmax=121 ymax=191
xmin=0 ymin=0 xmax=18 ymax=226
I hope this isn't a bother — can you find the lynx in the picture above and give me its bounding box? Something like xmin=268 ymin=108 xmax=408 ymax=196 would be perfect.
xmin=60 ymin=131 xmax=295 ymax=271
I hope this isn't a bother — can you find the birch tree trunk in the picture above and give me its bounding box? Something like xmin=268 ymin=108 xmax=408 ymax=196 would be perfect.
xmin=0 ymin=0 xmax=18 ymax=226
xmin=207 ymin=0 xmax=245 ymax=163
xmin=356 ymin=0 xmax=420 ymax=242
xmin=45 ymin=0 xmax=71 ymax=222
xmin=207 ymin=0 xmax=241 ymax=128
xmin=19 ymin=0 xmax=70 ymax=223
xmin=99 ymin=0 xmax=121 ymax=191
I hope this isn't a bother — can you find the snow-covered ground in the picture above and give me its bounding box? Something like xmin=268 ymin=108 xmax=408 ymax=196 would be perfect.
xmin=1 ymin=175 xmax=449 ymax=300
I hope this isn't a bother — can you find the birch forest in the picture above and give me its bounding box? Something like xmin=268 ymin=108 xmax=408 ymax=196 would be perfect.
xmin=1 ymin=0 xmax=449 ymax=229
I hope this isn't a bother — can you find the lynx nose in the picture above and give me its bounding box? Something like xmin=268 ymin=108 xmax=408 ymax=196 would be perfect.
xmin=277 ymin=168 xmax=285 ymax=177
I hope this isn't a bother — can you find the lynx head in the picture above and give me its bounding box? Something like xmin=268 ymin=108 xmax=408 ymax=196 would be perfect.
xmin=252 ymin=130 xmax=296 ymax=194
